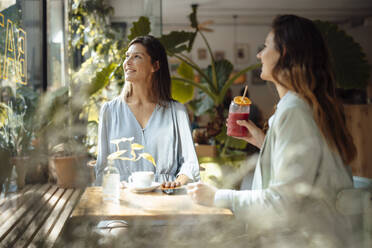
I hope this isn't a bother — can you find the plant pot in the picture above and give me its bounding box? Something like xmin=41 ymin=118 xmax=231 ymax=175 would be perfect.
xmin=25 ymin=162 xmax=47 ymax=184
xmin=195 ymin=144 xmax=217 ymax=157
xmin=49 ymin=155 xmax=89 ymax=188
xmin=12 ymin=156 xmax=29 ymax=190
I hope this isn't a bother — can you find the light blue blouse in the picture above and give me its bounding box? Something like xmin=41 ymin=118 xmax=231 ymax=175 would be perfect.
xmin=95 ymin=97 xmax=200 ymax=185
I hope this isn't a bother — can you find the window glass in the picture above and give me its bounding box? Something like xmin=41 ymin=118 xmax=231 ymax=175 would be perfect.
xmin=0 ymin=0 xmax=43 ymax=90
xmin=47 ymin=0 xmax=67 ymax=91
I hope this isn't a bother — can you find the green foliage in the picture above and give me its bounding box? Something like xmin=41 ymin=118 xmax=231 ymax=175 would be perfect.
xmin=0 ymin=86 xmax=39 ymax=156
xmin=127 ymin=16 xmax=151 ymax=41
xmin=171 ymin=61 xmax=194 ymax=104
xmin=315 ymin=20 xmax=371 ymax=89
xmin=85 ymin=62 xmax=119 ymax=96
xmin=55 ymin=0 xmax=128 ymax=156
xmin=159 ymin=31 xmax=196 ymax=54
xmin=37 ymin=86 xmax=69 ymax=134
xmin=0 ymin=103 xmax=8 ymax=127
xmin=215 ymin=126 xmax=248 ymax=151
xmin=188 ymin=4 xmax=198 ymax=29
xmin=69 ymin=0 xmax=115 ymax=53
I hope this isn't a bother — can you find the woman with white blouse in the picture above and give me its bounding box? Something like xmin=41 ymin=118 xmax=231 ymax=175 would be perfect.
xmin=188 ymin=15 xmax=357 ymax=247
xmin=96 ymin=35 xmax=200 ymax=188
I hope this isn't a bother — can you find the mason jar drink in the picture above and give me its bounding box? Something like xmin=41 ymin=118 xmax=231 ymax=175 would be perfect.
xmin=227 ymin=96 xmax=251 ymax=137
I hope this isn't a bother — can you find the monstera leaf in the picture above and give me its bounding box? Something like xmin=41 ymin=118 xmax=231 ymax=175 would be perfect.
xmin=204 ymin=59 xmax=233 ymax=92
xmin=186 ymin=60 xmax=233 ymax=116
xmin=315 ymin=20 xmax=370 ymax=89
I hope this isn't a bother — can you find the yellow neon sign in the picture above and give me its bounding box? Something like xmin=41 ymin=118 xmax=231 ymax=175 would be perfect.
xmin=0 ymin=13 xmax=27 ymax=85
xmin=17 ymin=28 xmax=26 ymax=84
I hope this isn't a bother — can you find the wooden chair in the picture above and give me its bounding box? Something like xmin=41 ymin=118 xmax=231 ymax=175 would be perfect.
xmin=0 ymin=184 xmax=82 ymax=247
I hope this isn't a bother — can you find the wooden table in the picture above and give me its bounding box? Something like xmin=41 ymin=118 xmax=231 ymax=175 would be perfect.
xmin=71 ymin=187 xmax=233 ymax=222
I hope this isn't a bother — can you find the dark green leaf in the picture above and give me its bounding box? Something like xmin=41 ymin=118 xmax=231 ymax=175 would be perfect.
xmin=187 ymin=32 xmax=197 ymax=52
xmin=188 ymin=93 xmax=214 ymax=116
xmin=189 ymin=4 xmax=198 ymax=29
xmin=159 ymin=31 xmax=196 ymax=54
xmin=201 ymin=59 xmax=233 ymax=93
xmin=215 ymin=128 xmax=247 ymax=150
xmin=128 ymin=16 xmax=151 ymax=41
xmin=214 ymin=60 xmax=233 ymax=90
xmin=86 ymin=63 xmax=118 ymax=96
xmin=314 ymin=20 xmax=370 ymax=89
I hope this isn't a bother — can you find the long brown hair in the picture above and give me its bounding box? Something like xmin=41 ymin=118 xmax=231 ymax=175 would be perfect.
xmin=270 ymin=15 xmax=356 ymax=164
xmin=122 ymin=35 xmax=172 ymax=106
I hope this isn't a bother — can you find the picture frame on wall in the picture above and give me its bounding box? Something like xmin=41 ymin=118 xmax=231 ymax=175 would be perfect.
xmin=235 ymin=43 xmax=250 ymax=64
xmin=214 ymin=50 xmax=225 ymax=61
xmin=197 ymin=48 xmax=207 ymax=60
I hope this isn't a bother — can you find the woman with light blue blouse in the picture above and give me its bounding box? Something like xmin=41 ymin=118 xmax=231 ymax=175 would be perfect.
xmin=188 ymin=15 xmax=357 ymax=247
xmin=95 ymin=35 xmax=200 ymax=188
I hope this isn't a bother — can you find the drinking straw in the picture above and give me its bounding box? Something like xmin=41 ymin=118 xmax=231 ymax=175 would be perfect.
xmin=239 ymin=85 xmax=249 ymax=111
xmin=242 ymin=85 xmax=248 ymax=99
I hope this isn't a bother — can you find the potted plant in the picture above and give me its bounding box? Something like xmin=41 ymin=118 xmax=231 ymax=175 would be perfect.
xmin=37 ymin=85 xmax=88 ymax=188
xmin=170 ymin=7 xmax=260 ymax=157
xmin=0 ymin=86 xmax=41 ymax=190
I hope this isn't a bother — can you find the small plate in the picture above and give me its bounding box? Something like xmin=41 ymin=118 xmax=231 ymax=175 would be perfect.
xmin=160 ymin=185 xmax=187 ymax=195
xmin=127 ymin=182 xmax=161 ymax=193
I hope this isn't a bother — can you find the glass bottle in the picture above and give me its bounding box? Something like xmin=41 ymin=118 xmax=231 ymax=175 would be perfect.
xmin=102 ymin=159 xmax=120 ymax=203
xmin=227 ymin=99 xmax=251 ymax=137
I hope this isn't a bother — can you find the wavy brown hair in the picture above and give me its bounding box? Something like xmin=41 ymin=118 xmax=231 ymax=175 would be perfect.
xmin=270 ymin=14 xmax=356 ymax=164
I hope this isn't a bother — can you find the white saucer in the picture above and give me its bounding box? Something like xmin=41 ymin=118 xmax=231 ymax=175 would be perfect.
xmin=127 ymin=182 xmax=161 ymax=193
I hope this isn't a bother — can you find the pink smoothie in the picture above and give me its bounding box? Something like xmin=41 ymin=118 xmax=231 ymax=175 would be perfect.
xmin=227 ymin=112 xmax=250 ymax=137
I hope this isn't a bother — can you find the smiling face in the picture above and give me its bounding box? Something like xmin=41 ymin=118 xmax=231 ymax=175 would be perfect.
xmin=256 ymin=31 xmax=280 ymax=83
xmin=123 ymin=43 xmax=157 ymax=84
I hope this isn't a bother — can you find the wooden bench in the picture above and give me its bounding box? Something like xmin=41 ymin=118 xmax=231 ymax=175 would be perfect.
xmin=0 ymin=184 xmax=82 ymax=247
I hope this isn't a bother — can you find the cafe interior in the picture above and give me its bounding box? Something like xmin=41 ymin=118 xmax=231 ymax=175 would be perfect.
xmin=0 ymin=0 xmax=372 ymax=247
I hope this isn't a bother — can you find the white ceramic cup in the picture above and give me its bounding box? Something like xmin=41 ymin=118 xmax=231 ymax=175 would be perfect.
xmin=128 ymin=171 xmax=154 ymax=188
